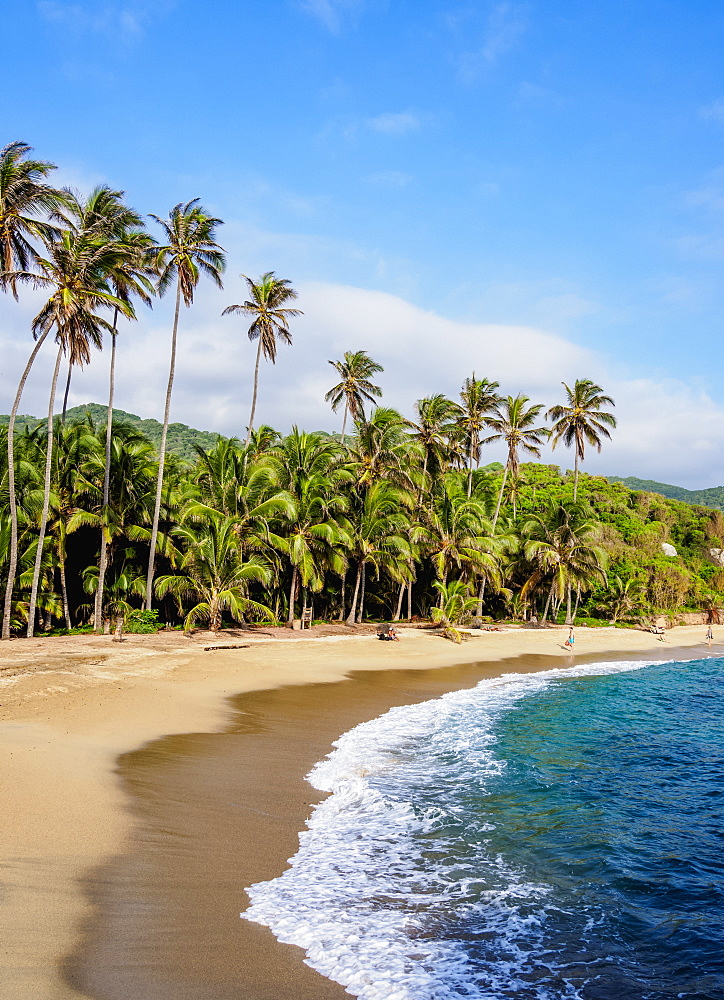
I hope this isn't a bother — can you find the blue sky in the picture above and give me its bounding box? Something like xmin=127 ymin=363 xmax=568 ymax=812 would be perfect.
xmin=4 ymin=1 xmax=724 ymax=485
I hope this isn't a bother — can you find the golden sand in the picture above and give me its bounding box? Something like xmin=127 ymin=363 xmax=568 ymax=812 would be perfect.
xmin=0 ymin=623 xmax=713 ymax=998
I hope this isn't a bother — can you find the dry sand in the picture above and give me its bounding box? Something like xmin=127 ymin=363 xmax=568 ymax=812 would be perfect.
xmin=0 ymin=623 xmax=715 ymax=999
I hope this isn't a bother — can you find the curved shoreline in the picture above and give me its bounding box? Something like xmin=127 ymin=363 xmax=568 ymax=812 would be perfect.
xmin=0 ymin=625 xmax=714 ymax=999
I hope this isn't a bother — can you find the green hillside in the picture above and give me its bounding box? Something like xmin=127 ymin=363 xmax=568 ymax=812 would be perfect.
xmin=0 ymin=403 xmax=224 ymax=462
xmin=606 ymin=476 xmax=724 ymax=512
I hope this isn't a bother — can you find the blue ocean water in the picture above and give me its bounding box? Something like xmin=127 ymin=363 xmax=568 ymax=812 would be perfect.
xmin=244 ymin=658 xmax=724 ymax=1000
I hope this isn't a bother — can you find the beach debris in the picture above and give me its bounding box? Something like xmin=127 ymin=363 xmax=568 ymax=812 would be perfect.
xmin=203 ymin=644 xmax=251 ymax=651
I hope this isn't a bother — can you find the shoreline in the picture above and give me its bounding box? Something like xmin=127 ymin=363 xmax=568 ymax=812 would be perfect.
xmin=0 ymin=625 xmax=716 ymax=999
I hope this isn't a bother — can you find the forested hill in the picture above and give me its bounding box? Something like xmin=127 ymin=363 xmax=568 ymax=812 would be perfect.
xmin=605 ymin=476 xmax=724 ymax=512
xmin=0 ymin=403 xmax=223 ymax=462
xmin=3 ymin=404 xmax=723 ymax=508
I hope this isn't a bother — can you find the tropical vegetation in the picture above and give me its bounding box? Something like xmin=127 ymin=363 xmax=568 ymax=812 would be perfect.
xmin=2 ymin=139 xmax=723 ymax=639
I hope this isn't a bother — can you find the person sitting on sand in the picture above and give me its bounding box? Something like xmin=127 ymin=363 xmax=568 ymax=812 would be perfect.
xmin=389 ymin=627 xmax=399 ymax=641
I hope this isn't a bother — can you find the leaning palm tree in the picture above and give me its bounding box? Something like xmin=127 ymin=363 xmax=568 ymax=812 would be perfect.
xmin=546 ymin=379 xmax=617 ymax=500
xmin=485 ymin=395 xmax=549 ymax=528
xmin=1 ymin=141 xmax=66 ymax=639
xmin=22 ymin=228 xmax=134 ymax=636
xmin=325 ymin=350 xmax=384 ymax=443
xmin=457 ymin=374 xmax=501 ymax=496
xmin=222 ymin=272 xmax=302 ymax=444
xmin=407 ymin=393 xmax=461 ymax=485
xmin=144 ymin=200 xmax=225 ymax=610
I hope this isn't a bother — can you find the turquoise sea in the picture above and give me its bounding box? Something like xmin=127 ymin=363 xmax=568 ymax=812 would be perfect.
xmin=244 ymin=657 xmax=724 ymax=999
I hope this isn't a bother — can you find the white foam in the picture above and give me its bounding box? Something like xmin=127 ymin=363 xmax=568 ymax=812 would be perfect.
xmin=243 ymin=659 xmax=661 ymax=999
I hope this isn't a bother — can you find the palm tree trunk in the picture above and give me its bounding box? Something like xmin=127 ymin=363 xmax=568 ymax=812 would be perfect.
xmin=146 ymin=282 xmax=182 ymax=610
xmin=287 ymin=565 xmax=298 ymax=624
xmin=573 ymin=450 xmax=579 ymax=501
xmin=61 ymin=359 xmax=73 ymax=423
xmin=340 ymin=404 xmax=348 ymax=445
xmin=2 ymin=328 xmax=51 ymax=639
xmin=246 ymin=338 xmax=263 ymax=446
xmin=358 ymin=561 xmax=367 ymax=622
xmin=394 ymin=582 xmax=405 ymax=621
xmin=346 ymin=561 xmax=362 ymax=625
xmin=59 ymin=553 xmax=71 ymax=631
xmin=467 ymin=437 xmax=475 ymax=497
xmin=492 ymin=466 xmax=509 ymax=529
xmin=338 ymin=571 xmax=346 ymax=620
xmin=95 ymin=320 xmax=118 ymax=631
xmin=573 ymin=585 xmax=581 ymax=621
xmin=541 ymin=581 xmax=555 ymax=623
xmin=565 ymin=583 xmax=572 ymax=625
xmin=27 ymin=345 xmax=63 ymax=638
xmin=407 ymin=580 xmax=412 ymax=619
xmin=475 ymin=576 xmax=486 ymax=618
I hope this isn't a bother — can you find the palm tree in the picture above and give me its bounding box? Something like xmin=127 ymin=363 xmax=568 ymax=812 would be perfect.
xmin=1 ymin=141 xmax=66 ymax=639
xmin=144 ymin=200 xmax=225 ymax=611
xmin=156 ymin=509 xmax=273 ymax=632
xmin=547 ymin=379 xmax=617 ymax=500
xmin=521 ymin=501 xmax=607 ymax=623
xmin=15 ymin=221 xmax=133 ymax=636
xmin=485 ymin=395 xmax=549 ymax=528
xmin=457 ymin=375 xmax=501 ymax=496
xmin=222 ymin=272 xmax=302 ymax=444
xmin=325 ymin=350 xmax=384 ymax=443
xmin=267 ymin=430 xmax=350 ymax=623
xmin=348 ymin=407 xmax=421 ymax=494
xmin=344 ymin=481 xmax=412 ymax=624
xmin=407 ymin=394 xmax=461 ymax=485
xmin=430 ymin=580 xmax=479 ymax=643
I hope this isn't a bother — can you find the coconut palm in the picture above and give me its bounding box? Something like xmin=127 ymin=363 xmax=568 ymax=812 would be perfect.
xmin=485 ymin=395 xmax=549 ymax=528
xmin=155 ymin=509 xmax=273 ymax=632
xmin=144 ymin=200 xmax=225 ymax=610
xmin=430 ymin=580 xmax=479 ymax=643
xmin=267 ymin=430 xmax=350 ymax=623
xmin=325 ymin=350 xmax=384 ymax=444
xmin=348 ymin=407 xmax=421 ymax=494
xmin=457 ymin=375 xmax=501 ymax=496
xmin=18 ymin=223 xmax=134 ymax=636
xmin=407 ymin=394 xmax=461 ymax=485
xmin=521 ymin=501 xmax=607 ymax=623
xmin=344 ymin=481 xmax=412 ymax=624
xmin=222 ymin=272 xmax=302 ymax=445
xmin=546 ymin=379 xmax=617 ymax=500
xmin=0 ymin=142 xmax=67 ymax=639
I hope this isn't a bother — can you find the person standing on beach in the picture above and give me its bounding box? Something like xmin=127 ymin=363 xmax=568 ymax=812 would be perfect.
xmin=706 ymin=625 xmax=713 ymax=647
xmin=564 ymin=627 xmax=575 ymax=650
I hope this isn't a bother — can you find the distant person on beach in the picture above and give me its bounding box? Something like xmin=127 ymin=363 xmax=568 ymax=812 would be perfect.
xmin=706 ymin=625 xmax=713 ymax=647
xmin=564 ymin=627 xmax=574 ymax=650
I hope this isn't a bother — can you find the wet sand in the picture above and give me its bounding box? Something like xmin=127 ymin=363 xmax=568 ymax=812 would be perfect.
xmin=0 ymin=625 xmax=714 ymax=998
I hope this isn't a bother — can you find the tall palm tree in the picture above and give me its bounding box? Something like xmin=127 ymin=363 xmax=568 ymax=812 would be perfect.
xmin=22 ymin=228 xmax=133 ymax=636
xmin=156 ymin=509 xmax=273 ymax=632
xmin=144 ymin=200 xmax=225 ymax=610
xmin=457 ymin=375 xmax=501 ymax=496
xmin=222 ymin=272 xmax=302 ymax=444
xmin=485 ymin=395 xmax=549 ymax=528
xmin=407 ymin=394 xmax=461 ymax=485
xmin=1 ymin=141 xmax=66 ymax=639
xmin=325 ymin=350 xmax=384 ymax=444
xmin=546 ymin=379 xmax=617 ymax=500
xmin=521 ymin=501 xmax=607 ymax=623
xmin=344 ymin=481 xmax=412 ymax=624
xmin=267 ymin=430 xmax=350 ymax=623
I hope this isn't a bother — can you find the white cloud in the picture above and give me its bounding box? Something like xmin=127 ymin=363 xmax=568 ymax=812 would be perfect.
xmin=367 ymin=112 xmax=421 ymax=136
xmin=699 ymin=98 xmax=724 ymax=124
xmin=36 ymin=0 xmax=169 ymax=38
xmin=366 ymin=170 xmax=413 ymax=188
xmin=458 ymin=2 xmax=528 ymax=81
xmin=300 ymin=0 xmax=366 ymax=33
xmin=5 ymin=278 xmax=724 ymax=488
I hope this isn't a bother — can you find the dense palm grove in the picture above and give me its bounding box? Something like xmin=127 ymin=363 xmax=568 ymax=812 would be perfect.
xmin=2 ymin=140 xmax=722 ymax=638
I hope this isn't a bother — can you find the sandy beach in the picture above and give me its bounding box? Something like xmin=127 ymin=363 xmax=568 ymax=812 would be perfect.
xmin=0 ymin=623 xmax=714 ymax=999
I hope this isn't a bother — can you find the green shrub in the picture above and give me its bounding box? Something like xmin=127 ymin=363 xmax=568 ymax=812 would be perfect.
xmin=125 ymin=609 xmax=162 ymax=633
